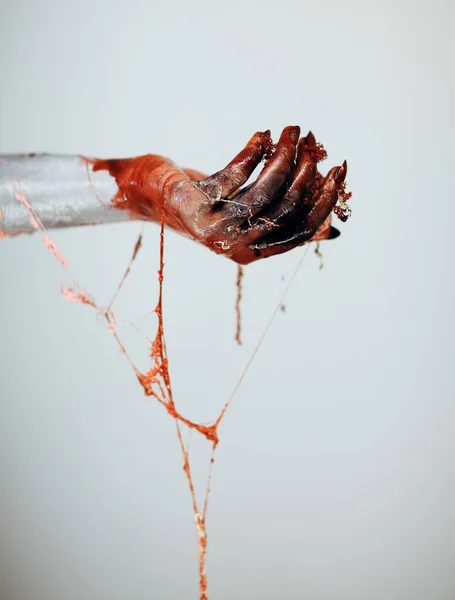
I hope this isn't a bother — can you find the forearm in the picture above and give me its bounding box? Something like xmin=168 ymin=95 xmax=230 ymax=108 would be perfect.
xmin=0 ymin=154 xmax=131 ymax=234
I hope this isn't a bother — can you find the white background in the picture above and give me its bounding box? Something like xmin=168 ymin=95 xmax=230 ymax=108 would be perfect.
xmin=1 ymin=0 xmax=454 ymax=598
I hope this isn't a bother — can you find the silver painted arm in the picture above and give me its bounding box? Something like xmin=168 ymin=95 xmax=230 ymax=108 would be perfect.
xmin=0 ymin=154 xmax=130 ymax=235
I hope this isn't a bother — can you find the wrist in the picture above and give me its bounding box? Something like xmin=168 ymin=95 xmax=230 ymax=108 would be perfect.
xmin=91 ymin=154 xmax=188 ymax=227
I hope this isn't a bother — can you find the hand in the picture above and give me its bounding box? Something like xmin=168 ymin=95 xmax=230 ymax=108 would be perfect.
xmin=92 ymin=126 xmax=350 ymax=265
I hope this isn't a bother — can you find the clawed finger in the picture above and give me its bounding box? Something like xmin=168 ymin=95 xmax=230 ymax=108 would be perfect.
xmin=247 ymin=131 xmax=322 ymax=236
xmin=230 ymin=126 xmax=300 ymax=221
xmin=196 ymin=130 xmax=272 ymax=201
xmin=252 ymin=161 xmax=348 ymax=255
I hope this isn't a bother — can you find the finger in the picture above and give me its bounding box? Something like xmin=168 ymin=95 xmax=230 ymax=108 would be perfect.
xmin=230 ymin=125 xmax=300 ymax=219
xmin=304 ymin=161 xmax=347 ymax=235
xmin=196 ymin=130 xmax=272 ymax=200
xmin=248 ymin=131 xmax=320 ymax=235
xmin=252 ymin=161 xmax=347 ymax=254
xmin=288 ymin=131 xmax=320 ymax=205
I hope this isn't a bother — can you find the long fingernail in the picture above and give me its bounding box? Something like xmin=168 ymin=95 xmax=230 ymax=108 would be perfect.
xmin=328 ymin=226 xmax=341 ymax=239
xmin=335 ymin=160 xmax=348 ymax=183
xmin=306 ymin=131 xmax=316 ymax=146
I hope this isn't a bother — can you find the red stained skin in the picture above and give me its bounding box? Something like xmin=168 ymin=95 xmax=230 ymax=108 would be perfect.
xmin=87 ymin=127 xmax=350 ymax=265
xmin=91 ymin=155 xmax=192 ymax=233
xmin=3 ymin=128 xmax=348 ymax=264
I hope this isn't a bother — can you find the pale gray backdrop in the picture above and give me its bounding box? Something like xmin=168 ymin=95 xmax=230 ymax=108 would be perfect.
xmin=0 ymin=1 xmax=454 ymax=599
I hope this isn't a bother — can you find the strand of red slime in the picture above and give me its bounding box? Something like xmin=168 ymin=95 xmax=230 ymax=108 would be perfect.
xmin=16 ymin=178 xmax=313 ymax=599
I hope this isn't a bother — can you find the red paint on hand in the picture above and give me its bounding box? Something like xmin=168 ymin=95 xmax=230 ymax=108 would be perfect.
xmin=89 ymin=127 xmax=351 ymax=264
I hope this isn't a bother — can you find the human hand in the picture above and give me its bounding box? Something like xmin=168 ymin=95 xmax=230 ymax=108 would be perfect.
xmin=92 ymin=126 xmax=350 ymax=265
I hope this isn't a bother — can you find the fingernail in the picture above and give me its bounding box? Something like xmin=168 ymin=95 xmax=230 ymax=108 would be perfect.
xmin=335 ymin=160 xmax=347 ymax=183
xmin=328 ymin=226 xmax=341 ymax=239
xmin=306 ymin=131 xmax=316 ymax=146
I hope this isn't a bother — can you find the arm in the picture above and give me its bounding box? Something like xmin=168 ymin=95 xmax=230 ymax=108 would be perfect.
xmin=0 ymin=126 xmax=350 ymax=264
xmin=0 ymin=154 xmax=129 ymax=233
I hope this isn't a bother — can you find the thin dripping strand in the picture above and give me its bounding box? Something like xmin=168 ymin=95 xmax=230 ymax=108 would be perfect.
xmin=13 ymin=183 xmax=68 ymax=266
xmin=215 ymin=244 xmax=311 ymax=428
xmin=25 ymin=178 xmax=313 ymax=599
xmin=203 ymin=243 xmax=311 ymax=521
xmin=235 ymin=264 xmax=244 ymax=345
xmin=107 ymin=227 xmax=144 ymax=311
